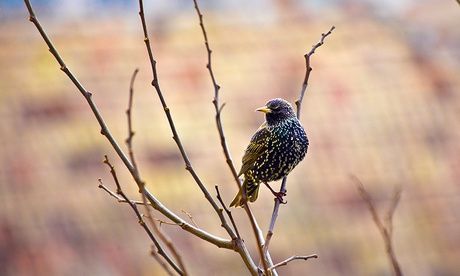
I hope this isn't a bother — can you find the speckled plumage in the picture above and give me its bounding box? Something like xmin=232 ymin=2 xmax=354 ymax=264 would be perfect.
xmin=230 ymin=98 xmax=309 ymax=207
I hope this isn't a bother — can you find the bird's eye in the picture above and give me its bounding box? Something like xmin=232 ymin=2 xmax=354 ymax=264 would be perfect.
xmin=270 ymin=105 xmax=280 ymax=111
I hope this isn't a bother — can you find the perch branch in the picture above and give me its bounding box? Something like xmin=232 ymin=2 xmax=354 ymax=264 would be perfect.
xmin=24 ymin=0 xmax=233 ymax=250
xmin=269 ymin=255 xmax=318 ymax=271
xmin=191 ymin=1 xmax=271 ymax=274
xmin=150 ymin=246 xmax=175 ymax=276
xmin=101 ymin=156 xmax=183 ymax=275
xmin=352 ymin=176 xmax=403 ymax=276
xmin=264 ymin=26 xmax=335 ymax=259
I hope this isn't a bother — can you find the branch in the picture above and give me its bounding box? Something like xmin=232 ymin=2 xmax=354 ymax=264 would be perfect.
xmin=137 ymin=0 xmax=237 ymax=242
xmin=101 ymin=156 xmax=183 ymax=275
xmin=264 ymin=26 xmax=334 ymax=261
xmin=215 ymin=186 xmax=241 ymax=239
xmin=295 ymin=25 xmax=335 ymax=118
xmin=124 ymin=70 xmax=189 ymax=275
xmin=126 ymin=68 xmax=140 ymax=175
xmin=150 ymin=246 xmax=175 ymax=276
xmin=191 ymin=1 xmax=271 ymax=275
xmin=269 ymin=254 xmax=318 ymax=271
xmin=24 ymin=0 xmax=233 ymax=250
xmin=98 ymin=183 xmax=150 ymax=206
xmin=352 ymin=176 xmax=403 ymax=276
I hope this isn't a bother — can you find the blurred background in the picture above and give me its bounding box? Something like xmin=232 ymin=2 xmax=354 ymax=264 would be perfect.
xmin=1 ymin=0 xmax=460 ymax=275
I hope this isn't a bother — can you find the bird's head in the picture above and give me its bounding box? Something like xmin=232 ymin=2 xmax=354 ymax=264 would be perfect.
xmin=256 ymin=98 xmax=296 ymax=125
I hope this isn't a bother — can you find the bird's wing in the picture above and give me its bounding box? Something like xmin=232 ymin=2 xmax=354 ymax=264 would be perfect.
xmin=238 ymin=123 xmax=270 ymax=176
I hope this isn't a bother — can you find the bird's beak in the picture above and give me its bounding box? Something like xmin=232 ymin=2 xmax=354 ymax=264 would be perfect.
xmin=256 ymin=106 xmax=272 ymax=113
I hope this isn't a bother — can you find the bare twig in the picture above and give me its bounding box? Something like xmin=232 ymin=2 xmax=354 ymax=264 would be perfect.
xmin=181 ymin=210 xmax=199 ymax=228
xmin=142 ymin=194 xmax=189 ymax=275
xmin=126 ymin=68 xmax=140 ymax=174
xmin=352 ymin=176 xmax=403 ymax=276
xmin=99 ymin=183 xmax=150 ymax=206
xmin=191 ymin=1 xmax=271 ymax=274
xmin=295 ymin=26 xmax=335 ymax=118
xmin=124 ymin=71 xmax=188 ymax=275
xmin=215 ymin=186 xmax=241 ymax=239
xmin=269 ymin=255 xmax=318 ymax=271
xmin=24 ymin=0 xmax=233 ymax=250
xmin=150 ymin=246 xmax=175 ymax=276
xmin=137 ymin=0 xmax=235 ymax=240
xmin=101 ymin=156 xmax=183 ymax=275
xmin=264 ymin=26 xmax=335 ymax=261
xmin=137 ymin=1 xmax=260 ymax=274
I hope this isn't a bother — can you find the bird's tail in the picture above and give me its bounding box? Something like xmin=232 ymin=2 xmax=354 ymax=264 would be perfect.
xmin=229 ymin=178 xmax=260 ymax=207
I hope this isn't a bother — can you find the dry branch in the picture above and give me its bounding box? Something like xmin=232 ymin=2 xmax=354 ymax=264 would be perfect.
xmin=352 ymin=176 xmax=403 ymax=276
xmin=264 ymin=25 xmax=335 ymax=261
xmin=269 ymin=254 xmax=318 ymax=271
xmin=100 ymin=156 xmax=183 ymax=275
xmin=24 ymin=0 xmax=234 ymax=251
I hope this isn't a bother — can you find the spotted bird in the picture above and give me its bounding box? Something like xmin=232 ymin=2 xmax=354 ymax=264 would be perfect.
xmin=230 ymin=98 xmax=309 ymax=207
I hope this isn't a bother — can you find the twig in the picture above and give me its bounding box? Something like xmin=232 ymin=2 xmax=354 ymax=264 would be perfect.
xmin=124 ymin=69 xmax=189 ymax=275
xmin=101 ymin=156 xmax=183 ymax=275
xmin=181 ymin=210 xmax=199 ymax=228
xmin=215 ymin=186 xmax=241 ymax=239
xmin=24 ymin=0 xmax=233 ymax=250
xmin=98 ymin=183 xmax=151 ymax=206
xmin=150 ymin=246 xmax=175 ymax=276
xmin=126 ymin=68 xmax=140 ymax=174
xmin=137 ymin=0 xmax=236 ymax=240
xmin=295 ymin=26 xmax=335 ymax=118
xmin=142 ymin=194 xmax=189 ymax=275
xmin=352 ymin=176 xmax=403 ymax=276
xmin=269 ymin=255 xmax=318 ymax=271
xmin=191 ymin=1 xmax=270 ymax=274
xmin=264 ymin=26 xmax=335 ymax=261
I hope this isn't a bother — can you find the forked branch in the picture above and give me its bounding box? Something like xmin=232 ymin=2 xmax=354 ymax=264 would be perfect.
xmin=264 ymin=26 xmax=335 ymax=262
xmin=100 ymin=156 xmax=183 ymax=275
xmin=24 ymin=0 xmax=234 ymax=251
xmin=352 ymin=176 xmax=403 ymax=276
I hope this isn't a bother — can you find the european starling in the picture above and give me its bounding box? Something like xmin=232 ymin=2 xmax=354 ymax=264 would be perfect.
xmin=230 ymin=98 xmax=309 ymax=207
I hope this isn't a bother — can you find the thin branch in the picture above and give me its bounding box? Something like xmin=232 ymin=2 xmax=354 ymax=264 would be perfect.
xmin=126 ymin=68 xmax=140 ymax=174
xmin=142 ymin=194 xmax=189 ymax=275
xmin=295 ymin=26 xmax=335 ymax=118
xmin=215 ymin=186 xmax=241 ymax=239
xmin=269 ymin=255 xmax=318 ymax=271
xmin=191 ymin=0 xmax=240 ymax=189
xmin=24 ymin=0 xmax=233 ymax=250
xmin=137 ymin=0 xmax=237 ymax=242
xmin=352 ymin=176 xmax=403 ymax=276
xmin=191 ymin=1 xmax=270 ymax=274
xmin=181 ymin=210 xmax=199 ymax=228
xmin=150 ymin=246 xmax=175 ymax=276
xmin=264 ymin=26 xmax=334 ymax=261
xmin=99 ymin=183 xmax=151 ymax=206
xmin=101 ymin=156 xmax=183 ymax=275
xmin=124 ymin=69 xmax=188 ymax=275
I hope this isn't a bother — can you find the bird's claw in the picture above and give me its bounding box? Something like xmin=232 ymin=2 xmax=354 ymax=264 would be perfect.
xmin=273 ymin=191 xmax=287 ymax=204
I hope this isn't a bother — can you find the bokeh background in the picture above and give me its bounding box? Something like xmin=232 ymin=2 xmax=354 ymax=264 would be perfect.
xmin=1 ymin=0 xmax=460 ymax=275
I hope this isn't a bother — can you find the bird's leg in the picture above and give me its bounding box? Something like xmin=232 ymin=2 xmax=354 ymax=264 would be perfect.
xmin=263 ymin=182 xmax=287 ymax=204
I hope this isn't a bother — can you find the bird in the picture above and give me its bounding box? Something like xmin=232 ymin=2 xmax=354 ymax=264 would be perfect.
xmin=230 ymin=98 xmax=309 ymax=207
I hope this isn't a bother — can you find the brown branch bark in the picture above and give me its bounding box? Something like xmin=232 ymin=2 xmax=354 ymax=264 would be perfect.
xmin=352 ymin=176 xmax=403 ymax=276
xmin=263 ymin=25 xmax=335 ymax=270
xmin=269 ymin=254 xmax=318 ymax=271
xmin=101 ymin=156 xmax=183 ymax=275
xmin=191 ymin=1 xmax=272 ymax=274
xmin=126 ymin=68 xmax=140 ymax=175
xmin=24 ymin=0 xmax=233 ymax=250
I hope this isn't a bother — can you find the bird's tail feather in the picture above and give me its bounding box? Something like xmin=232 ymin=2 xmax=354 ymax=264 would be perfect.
xmin=230 ymin=179 xmax=260 ymax=207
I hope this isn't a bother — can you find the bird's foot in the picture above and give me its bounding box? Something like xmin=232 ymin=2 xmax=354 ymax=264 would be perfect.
xmin=264 ymin=182 xmax=287 ymax=204
xmin=273 ymin=191 xmax=287 ymax=204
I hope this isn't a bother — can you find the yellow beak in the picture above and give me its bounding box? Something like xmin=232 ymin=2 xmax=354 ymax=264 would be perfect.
xmin=256 ymin=106 xmax=272 ymax=113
